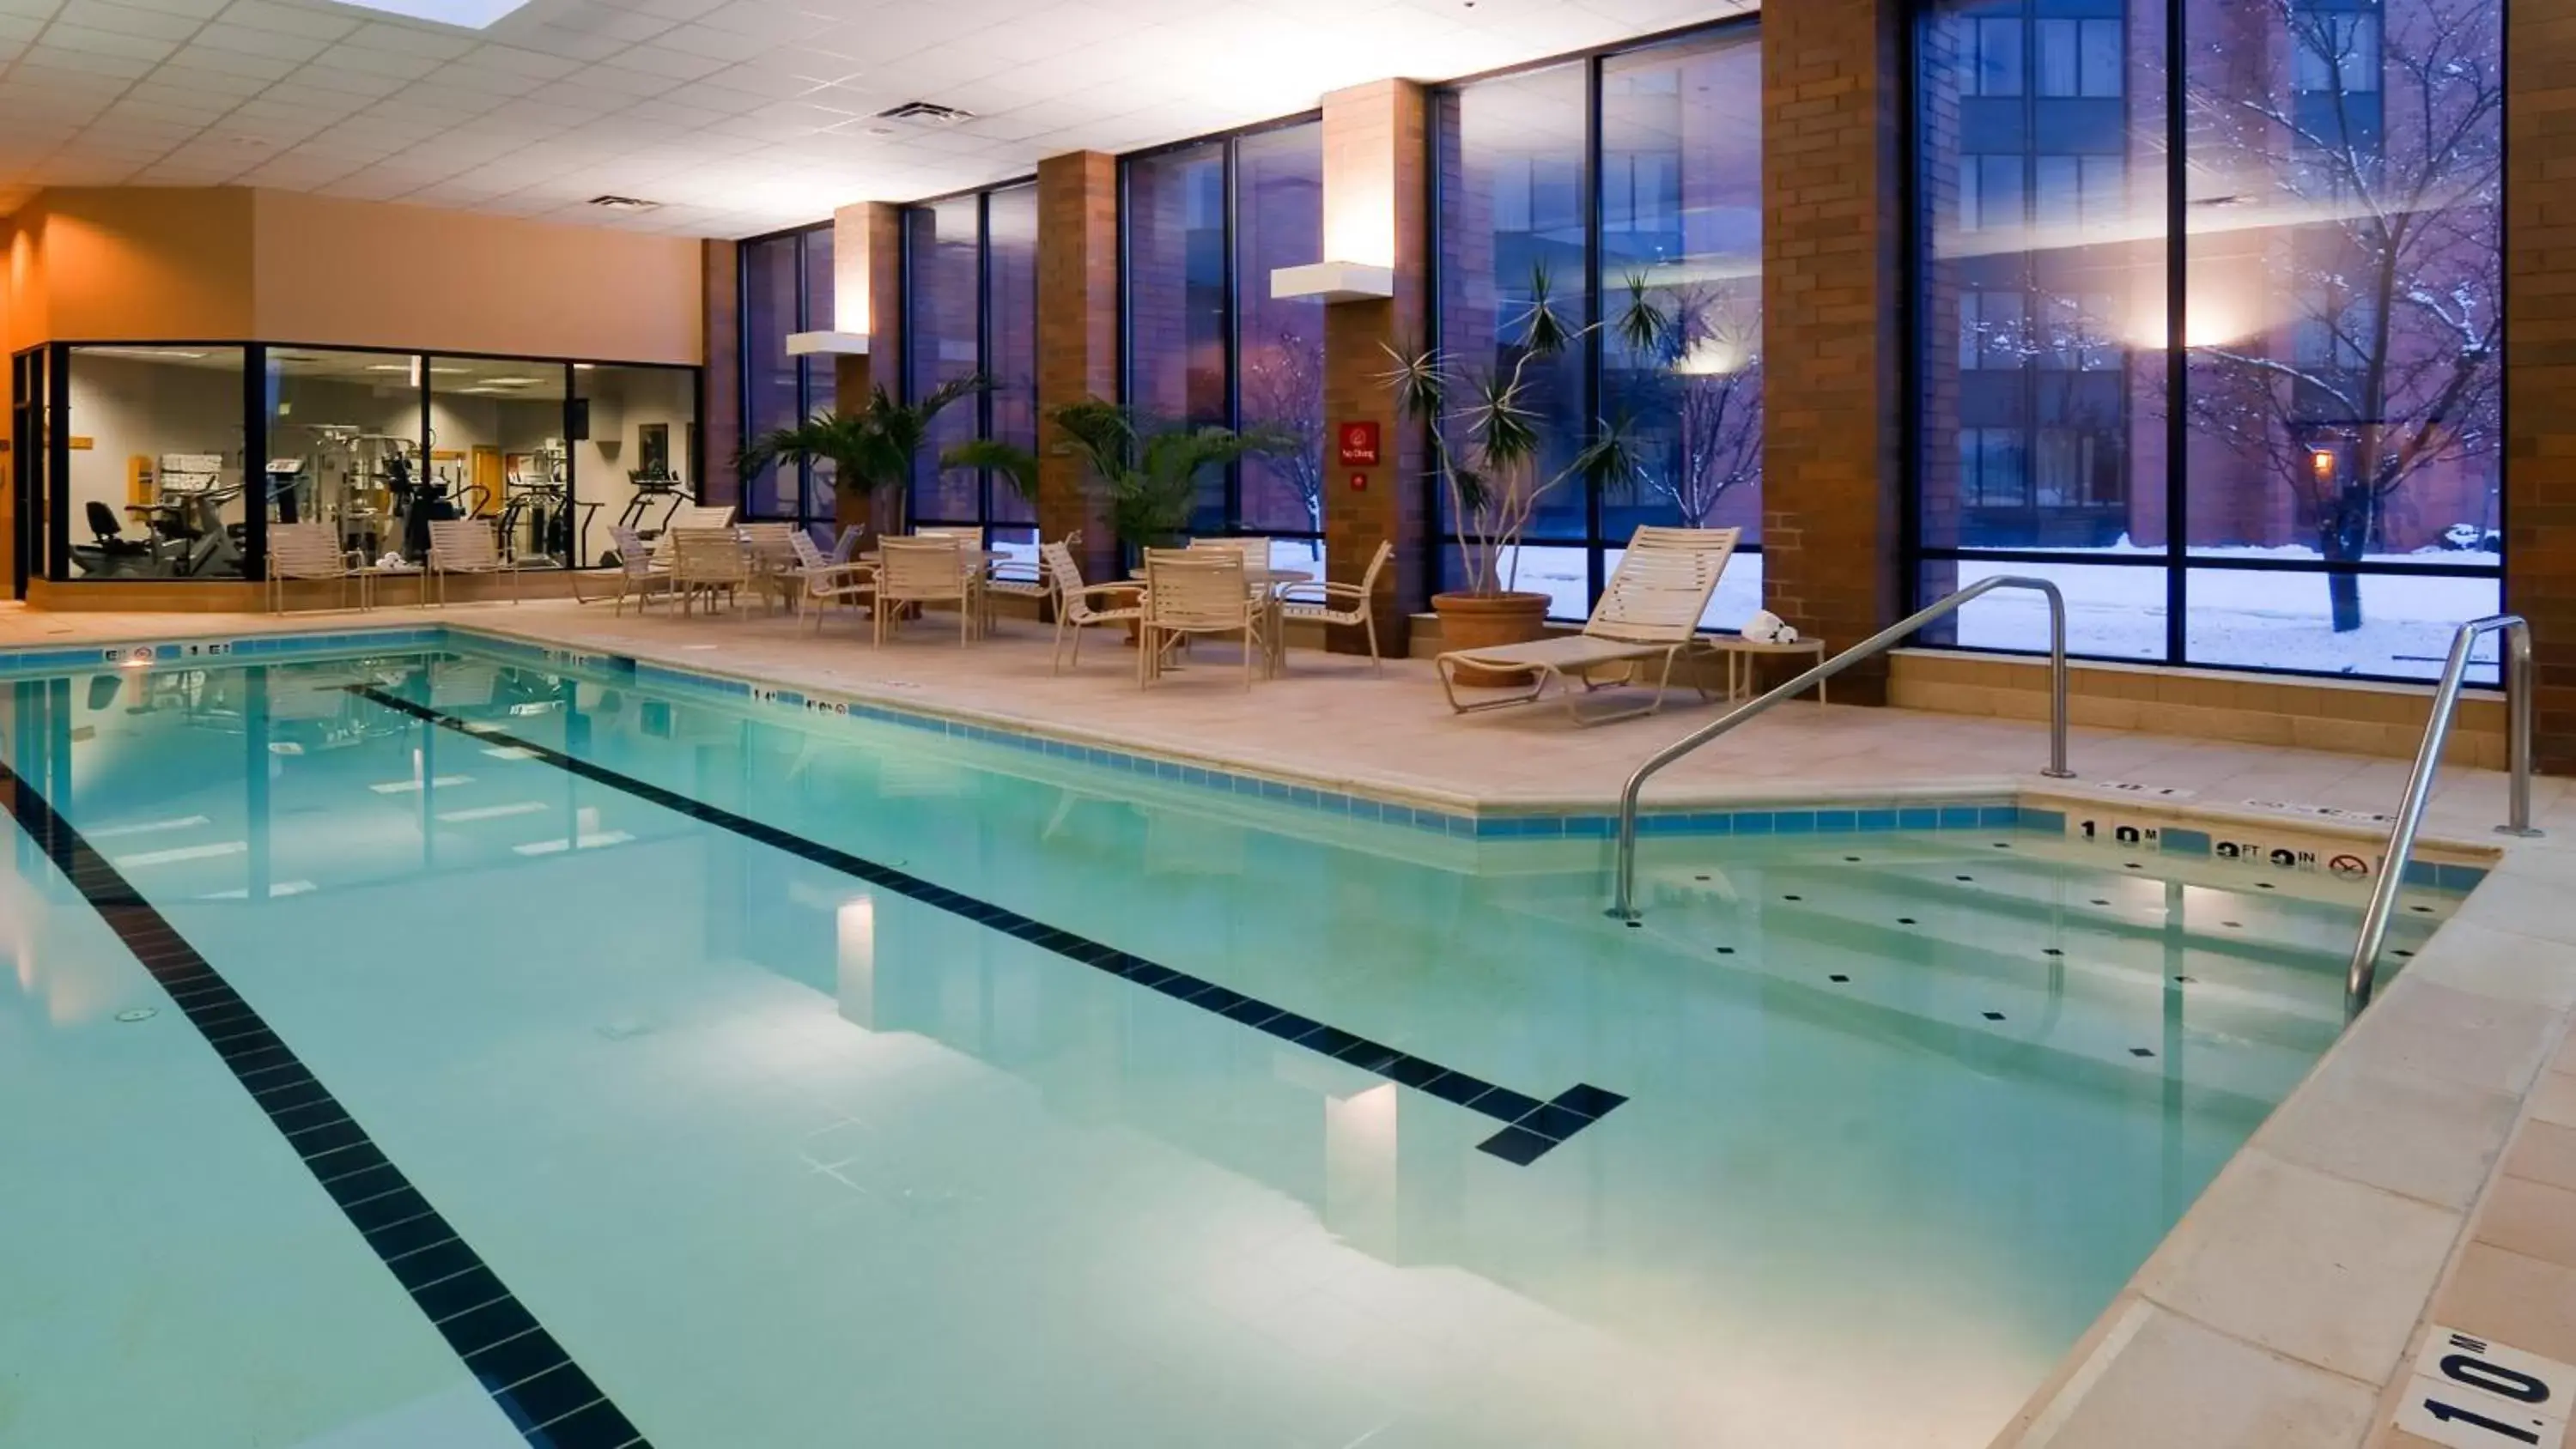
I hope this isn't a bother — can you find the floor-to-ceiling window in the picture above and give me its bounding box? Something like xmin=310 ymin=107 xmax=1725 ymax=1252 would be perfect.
xmin=903 ymin=180 xmax=1040 ymax=567
xmin=1121 ymin=118 xmax=1327 ymax=570
xmin=739 ymin=221 xmax=835 ymax=529
xmin=1432 ymin=22 xmax=1765 ymax=627
xmin=1913 ymin=0 xmax=2502 ymax=681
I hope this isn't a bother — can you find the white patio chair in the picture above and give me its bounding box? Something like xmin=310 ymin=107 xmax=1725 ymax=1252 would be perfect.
xmin=789 ymin=530 xmax=876 ymax=632
xmin=265 ymin=521 xmax=355 ymax=613
xmin=874 ymin=536 xmax=973 ymax=646
xmin=1041 ymin=535 xmax=1142 ymax=673
xmin=1139 ymin=547 xmax=1266 ymax=690
xmin=426 ymin=518 xmax=519 ymax=608
xmin=1276 ymin=539 xmax=1393 ymax=674
xmin=670 ymin=527 xmax=750 ymax=615
xmin=605 ymin=524 xmax=671 ymax=616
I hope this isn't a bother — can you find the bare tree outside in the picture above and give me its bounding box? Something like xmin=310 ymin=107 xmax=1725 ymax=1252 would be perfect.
xmin=1618 ymin=283 xmax=1764 ymax=528
xmin=1239 ymin=321 xmax=1327 ymax=555
xmin=2183 ymin=0 xmax=2503 ymax=634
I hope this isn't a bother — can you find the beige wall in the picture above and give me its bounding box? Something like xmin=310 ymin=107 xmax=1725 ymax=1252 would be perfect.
xmin=4 ymin=190 xmax=257 ymax=349
xmin=0 ymin=187 xmax=702 ymax=366
xmin=252 ymin=191 xmax=700 ymax=364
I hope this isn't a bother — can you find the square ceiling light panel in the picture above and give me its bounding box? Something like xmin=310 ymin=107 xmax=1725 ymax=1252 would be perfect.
xmin=327 ymin=0 xmax=534 ymax=28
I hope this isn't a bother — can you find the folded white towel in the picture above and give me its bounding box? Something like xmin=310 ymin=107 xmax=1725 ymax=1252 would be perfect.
xmin=1743 ymin=609 xmax=1801 ymax=645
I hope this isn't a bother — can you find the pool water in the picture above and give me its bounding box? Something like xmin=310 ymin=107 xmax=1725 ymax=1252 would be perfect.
xmin=0 ymin=646 xmax=2438 ymax=1448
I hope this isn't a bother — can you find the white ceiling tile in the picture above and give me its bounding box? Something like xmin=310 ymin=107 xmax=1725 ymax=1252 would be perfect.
xmin=185 ymin=21 xmax=329 ymax=59
xmin=339 ymin=21 xmax=479 ymax=58
xmin=39 ymin=21 xmax=184 ymax=59
xmin=638 ymin=20 xmax=768 ymax=61
xmin=274 ymin=62 xmax=413 ymax=95
xmin=53 ymin=0 xmax=208 ymax=38
xmin=213 ymin=0 xmax=355 ymax=39
xmin=0 ymin=0 xmax=64 ymax=17
xmin=595 ymin=41 xmax=722 ymax=79
xmin=310 ymin=42 xmax=445 ymax=78
xmin=22 ymin=42 xmax=159 ymax=75
xmin=148 ymin=58 xmax=285 ymax=90
xmin=454 ymin=40 xmax=581 ymax=77
xmin=93 ymin=0 xmax=227 ymax=16
xmin=481 ymin=20 xmax=628 ymax=61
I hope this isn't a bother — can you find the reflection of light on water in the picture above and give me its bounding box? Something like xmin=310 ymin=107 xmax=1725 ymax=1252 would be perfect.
xmin=836 ymin=895 xmax=877 ymax=1030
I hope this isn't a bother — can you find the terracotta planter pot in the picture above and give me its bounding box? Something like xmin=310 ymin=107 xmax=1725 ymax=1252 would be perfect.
xmin=1433 ymin=590 xmax=1551 ymax=687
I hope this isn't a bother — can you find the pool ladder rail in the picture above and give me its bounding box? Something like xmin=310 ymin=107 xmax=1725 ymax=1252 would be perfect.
xmin=1606 ymin=575 xmax=2077 ymax=923
xmin=1603 ymin=589 xmax=2542 ymax=1027
xmin=2342 ymin=615 xmax=2540 ymax=1020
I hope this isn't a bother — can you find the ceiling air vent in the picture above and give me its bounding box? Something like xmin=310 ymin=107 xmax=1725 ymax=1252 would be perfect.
xmin=875 ymin=100 xmax=975 ymax=124
xmin=588 ymin=195 xmax=661 ymax=212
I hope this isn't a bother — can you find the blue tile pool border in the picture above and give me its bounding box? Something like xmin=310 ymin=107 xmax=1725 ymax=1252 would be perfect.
xmin=0 ymin=623 xmax=2492 ymax=891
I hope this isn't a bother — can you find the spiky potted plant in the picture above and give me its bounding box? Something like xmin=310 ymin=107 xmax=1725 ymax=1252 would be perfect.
xmin=1382 ymin=266 xmax=1650 ymax=685
xmin=743 ymin=373 xmax=1036 ymax=535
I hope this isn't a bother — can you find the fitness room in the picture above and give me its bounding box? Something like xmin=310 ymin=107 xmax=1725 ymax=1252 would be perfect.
xmin=14 ymin=343 xmax=696 ymax=594
xmin=0 ymin=186 xmax=708 ymax=609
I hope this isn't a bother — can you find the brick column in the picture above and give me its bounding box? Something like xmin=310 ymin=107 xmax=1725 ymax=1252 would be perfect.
xmin=2506 ymin=2 xmax=2576 ymax=773
xmin=700 ymin=239 xmax=740 ymax=512
xmin=1037 ymin=150 xmax=1121 ymax=580
xmin=828 ymin=202 xmax=906 ymax=535
xmin=1760 ymin=0 xmax=1907 ymax=704
xmin=1319 ymin=79 xmax=1431 ymax=657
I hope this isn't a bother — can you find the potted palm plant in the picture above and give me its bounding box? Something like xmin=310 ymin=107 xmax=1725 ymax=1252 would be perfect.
xmin=1381 ymin=267 xmax=1657 ymax=685
xmin=1047 ymin=397 xmax=1293 ymax=555
xmin=743 ymin=373 xmax=1036 ymax=534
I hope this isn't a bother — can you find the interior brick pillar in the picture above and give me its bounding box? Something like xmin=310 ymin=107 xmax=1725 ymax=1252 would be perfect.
xmin=1317 ymin=80 xmax=1431 ymax=658
xmin=700 ymin=239 xmax=740 ymax=512
xmin=1760 ymin=0 xmax=1908 ymax=704
xmin=2506 ymin=3 xmax=2576 ymax=773
xmin=830 ymin=202 xmax=906 ymax=537
xmin=1037 ymin=150 xmax=1121 ymax=581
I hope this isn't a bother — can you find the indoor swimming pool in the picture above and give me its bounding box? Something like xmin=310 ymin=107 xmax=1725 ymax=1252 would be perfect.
xmin=0 ymin=640 xmax=2445 ymax=1448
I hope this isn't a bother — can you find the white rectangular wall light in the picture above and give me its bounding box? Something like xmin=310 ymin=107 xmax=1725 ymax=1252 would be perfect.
xmin=1270 ymin=262 xmax=1394 ymax=303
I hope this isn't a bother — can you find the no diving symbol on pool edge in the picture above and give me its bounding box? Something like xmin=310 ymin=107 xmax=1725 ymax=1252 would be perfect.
xmin=2330 ymin=852 xmax=2372 ymax=880
xmin=2397 ymin=1327 xmax=2574 ymax=1448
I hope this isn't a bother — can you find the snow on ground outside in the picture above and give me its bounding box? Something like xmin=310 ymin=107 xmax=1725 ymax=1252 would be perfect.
xmin=1485 ymin=543 xmax=2498 ymax=682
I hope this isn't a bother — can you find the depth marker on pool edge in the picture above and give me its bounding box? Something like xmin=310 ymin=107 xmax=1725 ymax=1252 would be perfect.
xmin=0 ymin=760 xmax=652 ymax=1449
xmin=349 ymin=684 xmax=1627 ymax=1165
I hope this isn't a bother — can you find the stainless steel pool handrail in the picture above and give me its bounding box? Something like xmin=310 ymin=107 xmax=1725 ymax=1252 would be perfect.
xmin=1608 ymin=576 xmax=2076 ymax=921
xmin=2344 ymin=615 xmax=2543 ymax=1019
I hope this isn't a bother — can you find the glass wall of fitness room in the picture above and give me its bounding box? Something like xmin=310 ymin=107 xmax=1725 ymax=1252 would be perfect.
xmin=905 ymin=180 xmax=1041 ymax=572
xmin=1121 ymin=115 xmax=1330 ymax=573
xmin=14 ymin=342 xmax=698 ymax=588
xmin=738 ymin=221 xmax=837 ymax=531
xmin=1433 ymin=21 xmax=1766 ymax=630
xmin=1910 ymin=0 xmax=2505 ymax=682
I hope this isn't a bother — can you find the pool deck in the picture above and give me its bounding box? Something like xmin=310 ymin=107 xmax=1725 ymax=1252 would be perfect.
xmin=10 ymin=594 xmax=2576 ymax=1449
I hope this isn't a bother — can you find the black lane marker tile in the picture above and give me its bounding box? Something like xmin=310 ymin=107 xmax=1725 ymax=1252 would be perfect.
xmin=1475 ymin=1125 xmax=1558 ymax=1165
xmin=0 ymin=760 xmax=653 ymax=1449
xmin=350 ymin=686 xmax=1630 ymax=1165
xmin=1549 ymin=1084 xmax=1628 ymax=1119
xmin=1516 ymin=1104 xmax=1593 ymax=1142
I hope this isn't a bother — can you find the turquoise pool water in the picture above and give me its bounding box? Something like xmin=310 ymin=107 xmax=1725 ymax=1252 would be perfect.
xmin=0 ymin=644 xmax=2437 ymax=1448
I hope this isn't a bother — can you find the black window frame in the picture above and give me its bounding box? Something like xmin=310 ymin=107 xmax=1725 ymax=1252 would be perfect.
xmin=736 ymin=219 xmax=836 ymax=529
xmin=901 ymin=177 xmax=1040 ymax=545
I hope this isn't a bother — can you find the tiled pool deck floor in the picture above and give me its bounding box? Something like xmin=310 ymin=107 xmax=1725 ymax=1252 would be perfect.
xmin=10 ymin=596 xmax=2576 ymax=1449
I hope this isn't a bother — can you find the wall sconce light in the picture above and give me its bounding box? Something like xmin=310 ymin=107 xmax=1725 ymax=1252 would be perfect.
xmin=786 ymin=331 xmax=869 ymax=356
xmin=1271 ymin=261 xmax=1394 ymax=303
xmin=2308 ymin=446 xmax=2337 ymax=482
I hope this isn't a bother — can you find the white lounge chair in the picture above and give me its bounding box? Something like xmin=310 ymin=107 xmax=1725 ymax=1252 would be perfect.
xmin=1435 ymin=525 xmax=1740 ymax=724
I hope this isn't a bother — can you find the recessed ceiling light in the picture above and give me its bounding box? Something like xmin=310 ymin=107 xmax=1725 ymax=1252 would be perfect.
xmin=366 ymin=364 xmax=409 ymax=372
